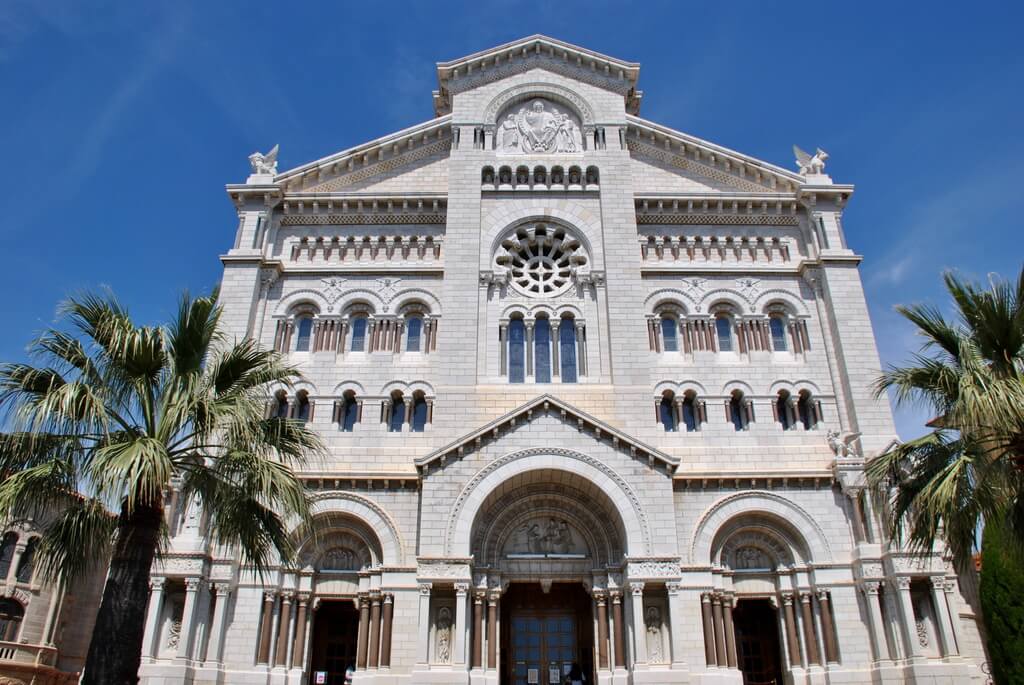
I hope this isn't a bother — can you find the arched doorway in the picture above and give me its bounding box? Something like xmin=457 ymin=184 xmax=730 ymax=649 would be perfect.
xmin=733 ymin=599 xmax=783 ymax=685
xmin=309 ymin=600 xmax=359 ymax=684
xmin=466 ymin=467 xmax=631 ymax=685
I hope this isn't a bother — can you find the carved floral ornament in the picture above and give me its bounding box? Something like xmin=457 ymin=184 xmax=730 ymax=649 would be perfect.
xmin=626 ymin=558 xmax=682 ymax=579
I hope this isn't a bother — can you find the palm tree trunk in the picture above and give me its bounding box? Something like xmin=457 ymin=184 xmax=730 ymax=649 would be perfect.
xmin=81 ymin=502 xmax=163 ymax=685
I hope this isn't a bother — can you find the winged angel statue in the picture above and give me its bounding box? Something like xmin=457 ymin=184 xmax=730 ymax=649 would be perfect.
xmin=793 ymin=145 xmax=828 ymax=175
xmin=249 ymin=144 xmax=279 ymax=175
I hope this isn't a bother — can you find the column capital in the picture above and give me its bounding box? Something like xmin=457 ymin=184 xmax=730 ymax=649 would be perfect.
xmin=666 ymin=581 xmax=681 ymax=595
xmin=780 ymin=591 xmax=795 ymax=605
xmin=594 ymin=590 xmax=607 ymax=605
xmin=628 ymin=581 xmax=645 ymax=595
xmin=297 ymin=592 xmax=311 ymax=605
xmin=701 ymin=592 xmax=714 ymax=604
xmin=895 ymin=576 xmax=912 ymax=590
xmin=212 ymin=582 xmax=231 ymax=597
xmin=383 ymin=593 xmax=394 ymax=605
xmin=943 ymin=579 xmax=958 ymax=594
xmin=929 ymin=576 xmax=946 ymax=591
xmin=474 ymin=590 xmax=486 ymax=603
xmin=861 ymin=581 xmax=880 ymax=596
xmin=454 ymin=582 xmax=470 ymax=595
xmin=610 ymin=590 xmax=622 ymax=604
xmin=816 ymin=588 xmax=831 ymax=602
xmin=281 ymin=590 xmax=295 ymax=601
xmin=184 ymin=577 xmax=203 ymax=592
xmin=263 ymin=590 xmax=277 ymax=603
xmin=418 ymin=582 xmax=433 ymax=595
xmin=149 ymin=577 xmax=167 ymax=592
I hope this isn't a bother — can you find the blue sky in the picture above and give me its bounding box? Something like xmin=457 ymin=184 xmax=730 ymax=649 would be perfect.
xmin=0 ymin=1 xmax=1021 ymax=439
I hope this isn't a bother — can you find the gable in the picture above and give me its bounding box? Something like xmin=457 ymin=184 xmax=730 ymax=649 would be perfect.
xmin=416 ymin=394 xmax=677 ymax=472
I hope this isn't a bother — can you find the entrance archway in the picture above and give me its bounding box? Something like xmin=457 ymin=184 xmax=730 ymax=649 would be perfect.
xmin=502 ymin=583 xmax=594 ymax=685
xmin=733 ymin=599 xmax=783 ymax=685
xmin=308 ymin=600 xmax=359 ymax=685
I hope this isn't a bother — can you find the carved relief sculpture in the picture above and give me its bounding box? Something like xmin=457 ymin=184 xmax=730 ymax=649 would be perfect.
xmin=497 ymin=100 xmax=583 ymax=154
xmin=435 ymin=607 xmax=452 ymax=663
xmin=645 ymin=606 xmax=664 ymax=664
xmin=506 ymin=517 xmax=583 ymax=556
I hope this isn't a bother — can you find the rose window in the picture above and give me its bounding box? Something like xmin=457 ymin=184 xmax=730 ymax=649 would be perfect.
xmin=495 ymin=222 xmax=588 ymax=297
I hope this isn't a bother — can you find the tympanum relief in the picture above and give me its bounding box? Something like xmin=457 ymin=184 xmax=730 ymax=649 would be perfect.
xmin=504 ymin=517 xmax=586 ymax=558
xmin=497 ymin=99 xmax=583 ymax=154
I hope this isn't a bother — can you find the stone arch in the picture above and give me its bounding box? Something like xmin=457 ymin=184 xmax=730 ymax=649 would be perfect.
xmin=446 ymin=447 xmax=651 ymax=557
xmin=273 ymin=290 xmax=329 ymax=316
xmin=299 ymin=492 xmax=407 ymax=566
xmin=392 ymin=289 xmax=443 ymax=316
xmin=644 ymin=288 xmax=699 ymax=313
xmin=690 ymin=491 xmax=832 ymax=565
xmin=483 ymin=82 xmax=596 ymax=126
xmin=755 ymin=289 xmax=810 ymax=317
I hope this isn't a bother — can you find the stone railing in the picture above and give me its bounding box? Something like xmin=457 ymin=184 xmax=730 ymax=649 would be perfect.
xmin=0 ymin=640 xmax=58 ymax=666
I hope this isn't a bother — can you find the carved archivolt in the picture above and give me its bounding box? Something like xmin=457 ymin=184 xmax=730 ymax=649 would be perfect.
xmin=483 ymin=82 xmax=596 ymax=126
xmin=444 ymin=447 xmax=651 ymax=556
xmin=303 ymin=491 xmax=407 ymax=566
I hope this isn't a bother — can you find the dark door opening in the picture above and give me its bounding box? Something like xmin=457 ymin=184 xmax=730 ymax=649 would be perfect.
xmin=308 ymin=599 xmax=359 ymax=685
xmin=501 ymin=583 xmax=594 ymax=685
xmin=733 ymin=598 xmax=784 ymax=685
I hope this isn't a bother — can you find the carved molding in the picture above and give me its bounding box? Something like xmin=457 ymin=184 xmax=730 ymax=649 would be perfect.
xmin=626 ymin=558 xmax=681 ymax=580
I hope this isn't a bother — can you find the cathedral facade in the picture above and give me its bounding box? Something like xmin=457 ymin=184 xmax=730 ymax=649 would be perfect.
xmin=8 ymin=35 xmax=987 ymax=685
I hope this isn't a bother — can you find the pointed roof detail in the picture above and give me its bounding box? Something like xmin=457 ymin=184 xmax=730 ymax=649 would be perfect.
xmin=415 ymin=394 xmax=678 ymax=472
xmin=433 ymin=35 xmax=642 ymax=116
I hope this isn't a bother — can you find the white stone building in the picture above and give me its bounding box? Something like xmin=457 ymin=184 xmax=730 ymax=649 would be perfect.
xmin=124 ymin=35 xmax=990 ymax=685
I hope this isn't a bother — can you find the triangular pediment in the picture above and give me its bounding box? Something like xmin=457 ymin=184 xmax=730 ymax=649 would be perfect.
xmin=415 ymin=394 xmax=677 ymax=471
xmin=433 ymin=35 xmax=642 ymax=116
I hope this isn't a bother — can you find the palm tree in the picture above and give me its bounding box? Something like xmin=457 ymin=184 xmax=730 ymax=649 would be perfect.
xmin=0 ymin=291 xmax=323 ymax=685
xmin=866 ymin=266 xmax=1024 ymax=569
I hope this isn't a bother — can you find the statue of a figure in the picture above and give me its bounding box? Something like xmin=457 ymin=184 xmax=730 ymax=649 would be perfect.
xmin=793 ymin=145 xmax=828 ymax=175
xmin=735 ymin=546 xmax=769 ymax=570
xmin=645 ymin=606 xmax=664 ymax=663
xmin=435 ymin=608 xmax=452 ymax=663
xmin=826 ymin=430 xmax=862 ymax=458
xmin=519 ymin=523 xmax=543 ymax=553
xmin=249 ymin=144 xmax=279 ymax=175
xmin=552 ymin=520 xmax=573 ymax=554
xmin=499 ymin=115 xmax=519 ymax=152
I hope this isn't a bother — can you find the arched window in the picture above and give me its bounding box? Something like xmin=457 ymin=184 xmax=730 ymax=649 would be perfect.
xmin=295 ymin=391 xmax=311 ymax=423
xmin=406 ymin=316 xmax=423 ymax=352
xmin=411 ymin=392 xmax=429 ymax=432
xmin=729 ymin=391 xmax=749 ymax=431
xmin=716 ymin=315 xmax=734 ymax=352
xmin=14 ymin=538 xmax=36 ymax=583
xmin=0 ymin=599 xmax=24 ymax=641
xmin=661 ymin=317 xmax=678 ymax=352
xmin=0 ymin=533 xmax=16 ymax=579
xmin=295 ymin=316 xmax=314 ymax=352
xmin=770 ymin=315 xmax=788 ymax=351
xmin=681 ymin=392 xmax=699 ymax=432
xmin=560 ymin=317 xmax=578 ymax=383
xmin=777 ymin=391 xmax=793 ymax=430
xmin=350 ymin=316 xmax=368 ymax=352
xmin=509 ymin=318 xmax=526 ymax=384
xmin=389 ymin=392 xmax=406 ymax=433
xmin=273 ymin=390 xmax=289 ymax=419
xmin=482 ymin=166 xmax=495 ymax=185
xmin=660 ymin=393 xmax=678 ymax=432
xmin=339 ymin=391 xmax=358 ymax=432
xmin=534 ymin=317 xmax=552 ymax=383
xmin=798 ymin=391 xmax=819 ymax=430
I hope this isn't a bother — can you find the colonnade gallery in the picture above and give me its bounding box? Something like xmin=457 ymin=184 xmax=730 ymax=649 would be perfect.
xmin=12 ymin=35 xmax=988 ymax=685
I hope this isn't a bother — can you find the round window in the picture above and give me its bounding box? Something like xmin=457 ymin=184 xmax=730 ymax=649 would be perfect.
xmin=495 ymin=222 xmax=588 ymax=297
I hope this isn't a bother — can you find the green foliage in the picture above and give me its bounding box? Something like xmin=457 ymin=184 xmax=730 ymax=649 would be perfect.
xmin=867 ymin=265 xmax=1024 ymax=570
xmin=980 ymin=521 xmax=1024 ymax=685
xmin=0 ymin=290 xmax=326 ymax=583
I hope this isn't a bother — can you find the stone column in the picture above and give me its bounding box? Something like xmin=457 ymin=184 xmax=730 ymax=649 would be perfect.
xmin=817 ymin=590 xmax=839 ymax=664
xmin=142 ymin=578 xmax=167 ymax=659
xmin=722 ymin=595 xmax=738 ymax=668
xmin=781 ymin=593 xmax=802 ymax=667
xmin=356 ymin=594 xmax=370 ymax=669
xmin=487 ymin=592 xmax=499 ymax=670
xmin=417 ymin=583 xmax=432 ymax=664
xmin=712 ymin=594 xmax=727 ymax=667
xmin=576 ymin=321 xmax=587 ymax=376
xmin=257 ymin=591 xmax=276 ymax=664
xmin=499 ymin=323 xmax=508 ymax=376
xmin=454 ymin=582 xmax=469 ymax=665
xmin=206 ymin=583 xmax=231 ymax=665
xmin=943 ymin=580 xmax=968 ymax=658
xmin=848 ymin=490 xmax=867 ymax=544
xmin=551 ymin=320 xmax=560 ymax=376
xmin=595 ymin=592 xmax=609 ymax=670
xmin=630 ymin=582 xmax=647 ymax=664
xmin=291 ymin=594 xmax=310 ymax=669
xmin=861 ymin=582 xmax=888 ymax=662
xmin=611 ymin=591 xmax=626 ymax=669
xmin=472 ymin=591 xmax=485 ymax=669
xmin=799 ymin=592 xmax=821 ymax=666
xmin=930 ymin=577 xmax=959 ymax=657
xmin=368 ymin=592 xmax=382 ymax=668
xmin=380 ymin=594 xmax=394 ymax=668
xmin=525 ymin=321 xmax=534 ymax=378
xmin=275 ymin=592 xmax=293 ymax=667
xmin=176 ymin=578 xmax=202 ymax=662
xmin=701 ymin=593 xmax=717 ymax=666
xmin=894 ymin=577 xmax=924 ymax=660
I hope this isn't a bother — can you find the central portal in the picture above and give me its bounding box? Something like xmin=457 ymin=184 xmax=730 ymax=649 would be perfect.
xmin=501 ymin=583 xmax=594 ymax=685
